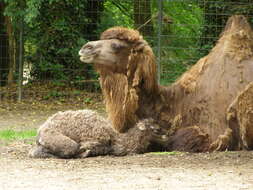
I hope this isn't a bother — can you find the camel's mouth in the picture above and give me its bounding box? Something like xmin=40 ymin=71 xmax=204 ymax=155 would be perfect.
xmin=79 ymin=55 xmax=95 ymax=63
xmin=79 ymin=49 xmax=98 ymax=63
xmin=79 ymin=41 xmax=102 ymax=64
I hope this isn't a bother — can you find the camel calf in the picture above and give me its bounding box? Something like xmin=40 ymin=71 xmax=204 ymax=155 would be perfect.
xmin=29 ymin=109 xmax=166 ymax=158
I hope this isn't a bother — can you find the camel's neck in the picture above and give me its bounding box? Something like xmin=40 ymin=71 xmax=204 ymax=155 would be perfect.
xmin=99 ymin=72 xmax=138 ymax=132
xmin=136 ymin=85 xmax=171 ymax=124
xmin=99 ymin=70 xmax=162 ymax=132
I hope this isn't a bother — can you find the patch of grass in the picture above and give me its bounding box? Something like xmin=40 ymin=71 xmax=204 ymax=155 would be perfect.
xmin=84 ymin=97 xmax=93 ymax=104
xmin=150 ymin=151 xmax=182 ymax=156
xmin=0 ymin=129 xmax=37 ymax=141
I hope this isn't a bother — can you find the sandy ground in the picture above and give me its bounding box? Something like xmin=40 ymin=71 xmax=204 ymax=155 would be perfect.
xmin=1 ymin=110 xmax=253 ymax=190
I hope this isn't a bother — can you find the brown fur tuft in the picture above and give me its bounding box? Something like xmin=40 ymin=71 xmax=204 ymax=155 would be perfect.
xmin=227 ymin=82 xmax=253 ymax=150
xmin=218 ymin=15 xmax=253 ymax=62
xmin=100 ymin=26 xmax=142 ymax=43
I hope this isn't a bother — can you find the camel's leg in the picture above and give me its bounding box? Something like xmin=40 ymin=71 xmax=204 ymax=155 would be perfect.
xmin=37 ymin=129 xmax=80 ymax=158
xmin=239 ymin=112 xmax=253 ymax=149
xmin=77 ymin=141 xmax=112 ymax=158
xmin=225 ymin=82 xmax=253 ymax=150
xmin=168 ymin=126 xmax=210 ymax=152
xmin=28 ymin=145 xmax=57 ymax=158
xmin=209 ymin=128 xmax=233 ymax=151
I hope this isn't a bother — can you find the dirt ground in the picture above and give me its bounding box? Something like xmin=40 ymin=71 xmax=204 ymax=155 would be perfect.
xmin=1 ymin=103 xmax=253 ymax=190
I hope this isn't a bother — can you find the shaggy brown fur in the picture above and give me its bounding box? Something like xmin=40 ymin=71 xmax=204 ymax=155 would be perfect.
xmin=79 ymin=15 xmax=253 ymax=152
xmin=227 ymin=82 xmax=253 ymax=150
xmin=167 ymin=126 xmax=210 ymax=152
xmin=97 ymin=27 xmax=158 ymax=132
xmin=169 ymin=15 xmax=253 ymax=151
xmin=29 ymin=110 xmax=162 ymax=158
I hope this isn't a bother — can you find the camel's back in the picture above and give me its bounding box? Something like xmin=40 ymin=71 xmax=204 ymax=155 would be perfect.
xmin=38 ymin=110 xmax=115 ymax=142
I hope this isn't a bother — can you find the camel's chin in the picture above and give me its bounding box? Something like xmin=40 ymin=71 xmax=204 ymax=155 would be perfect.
xmin=80 ymin=56 xmax=94 ymax=63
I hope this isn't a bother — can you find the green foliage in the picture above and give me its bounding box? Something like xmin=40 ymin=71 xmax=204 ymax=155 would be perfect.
xmin=4 ymin=0 xmax=253 ymax=89
xmin=3 ymin=0 xmax=25 ymax=28
xmin=4 ymin=0 xmax=97 ymax=88
xmin=158 ymin=1 xmax=204 ymax=84
xmin=0 ymin=129 xmax=36 ymax=141
xmin=43 ymin=90 xmax=66 ymax=100
xmin=26 ymin=0 xmax=90 ymax=83
xmin=84 ymin=97 xmax=93 ymax=104
xmin=3 ymin=0 xmax=204 ymax=87
xmin=97 ymin=1 xmax=134 ymax=34
xmin=72 ymin=90 xmax=81 ymax=95
xmin=24 ymin=0 xmax=42 ymax=23
xmin=200 ymin=0 xmax=253 ymax=56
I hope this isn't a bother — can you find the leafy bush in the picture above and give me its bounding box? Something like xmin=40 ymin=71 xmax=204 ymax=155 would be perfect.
xmin=158 ymin=1 xmax=204 ymax=84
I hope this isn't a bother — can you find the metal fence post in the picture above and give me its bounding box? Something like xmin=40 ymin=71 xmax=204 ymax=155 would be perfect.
xmin=18 ymin=18 xmax=24 ymax=102
xmin=157 ymin=0 xmax=163 ymax=84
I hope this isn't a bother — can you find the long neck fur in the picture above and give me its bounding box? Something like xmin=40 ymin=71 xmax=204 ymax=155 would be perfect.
xmin=98 ymin=45 xmax=162 ymax=132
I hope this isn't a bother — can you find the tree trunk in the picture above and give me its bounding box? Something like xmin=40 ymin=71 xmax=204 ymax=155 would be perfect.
xmin=134 ymin=0 xmax=153 ymax=37
xmin=0 ymin=2 xmax=9 ymax=86
xmin=5 ymin=15 xmax=16 ymax=86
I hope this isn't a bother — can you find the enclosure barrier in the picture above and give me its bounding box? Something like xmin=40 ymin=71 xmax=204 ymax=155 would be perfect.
xmin=1 ymin=0 xmax=253 ymax=102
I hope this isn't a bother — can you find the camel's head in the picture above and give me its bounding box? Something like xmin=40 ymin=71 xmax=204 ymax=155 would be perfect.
xmin=79 ymin=26 xmax=157 ymax=93
xmin=79 ymin=27 xmax=153 ymax=72
xmin=79 ymin=38 xmax=130 ymax=70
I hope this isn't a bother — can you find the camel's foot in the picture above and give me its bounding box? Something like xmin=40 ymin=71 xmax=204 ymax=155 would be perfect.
xmin=38 ymin=128 xmax=80 ymax=158
xmin=78 ymin=141 xmax=111 ymax=157
xmin=209 ymin=128 xmax=233 ymax=151
xmin=77 ymin=150 xmax=92 ymax=158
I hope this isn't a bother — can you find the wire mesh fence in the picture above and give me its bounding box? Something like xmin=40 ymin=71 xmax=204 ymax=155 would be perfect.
xmin=1 ymin=0 xmax=253 ymax=102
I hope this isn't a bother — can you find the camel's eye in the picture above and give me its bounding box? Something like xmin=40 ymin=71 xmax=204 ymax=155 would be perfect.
xmin=85 ymin=45 xmax=93 ymax=50
xmin=111 ymin=42 xmax=127 ymax=51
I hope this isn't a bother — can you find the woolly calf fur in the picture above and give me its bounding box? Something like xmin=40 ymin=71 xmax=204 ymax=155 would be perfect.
xmin=29 ymin=109 xmax=159 ymax=158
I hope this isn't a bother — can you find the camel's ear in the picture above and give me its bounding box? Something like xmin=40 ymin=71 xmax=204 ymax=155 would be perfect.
xmin=133 ymin=40 xmax=148 ymax=52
